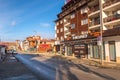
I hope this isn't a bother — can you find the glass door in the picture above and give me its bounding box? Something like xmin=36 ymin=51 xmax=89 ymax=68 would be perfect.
xmin=109 ymin=41 xmax=116 ymax=61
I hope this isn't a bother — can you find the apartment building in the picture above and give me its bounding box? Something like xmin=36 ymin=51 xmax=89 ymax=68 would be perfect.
xmin=55 ymin=0 xmax=89 ymax=57
xmin=55 ymin=0 xmax=120 ymax=65
xmin=88 ymin=0 xmax=120 ymax=64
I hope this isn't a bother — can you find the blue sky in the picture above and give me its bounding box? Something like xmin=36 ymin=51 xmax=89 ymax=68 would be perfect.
xmin=0 ymin=0 xmax=64 ymax=41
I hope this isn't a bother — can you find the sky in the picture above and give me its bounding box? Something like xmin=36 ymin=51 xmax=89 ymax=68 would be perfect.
xmin=0 ymin=0 xmax=65 ymax=41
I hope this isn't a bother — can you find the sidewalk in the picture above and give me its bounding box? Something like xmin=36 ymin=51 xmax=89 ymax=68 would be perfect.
xmin=32 ymin=52 xmax=120 ymax=69
xmin=0 ymin=54 xmax=39 ymax=80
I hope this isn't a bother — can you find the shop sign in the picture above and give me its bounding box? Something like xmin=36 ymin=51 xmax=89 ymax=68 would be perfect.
xmin=74 ymin=44 xmax=87 ymax=55
xmin=73 ymin=34 xmax=88 ymax=40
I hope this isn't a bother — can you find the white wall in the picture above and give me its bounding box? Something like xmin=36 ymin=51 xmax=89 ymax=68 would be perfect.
xmin=104 ymin=36 xmax=120 ymax=62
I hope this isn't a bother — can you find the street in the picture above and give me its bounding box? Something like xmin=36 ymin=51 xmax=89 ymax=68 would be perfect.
xmin=0 ymin=53 xmax=39 ymax=80
xmin=16 ymin=53 xmax=120 ymax=80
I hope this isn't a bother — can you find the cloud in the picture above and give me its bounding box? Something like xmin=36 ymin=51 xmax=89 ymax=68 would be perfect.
xmin=11 ymin=20 xmax=16 ymax=26
xmin=40 ymin=23 xmax=51 ymax=27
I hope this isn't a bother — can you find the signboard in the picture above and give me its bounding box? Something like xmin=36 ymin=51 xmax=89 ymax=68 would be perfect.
xmin=74 ymin=44 xmax=87 ymax=55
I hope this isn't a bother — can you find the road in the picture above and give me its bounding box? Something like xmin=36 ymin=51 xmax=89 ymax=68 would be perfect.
xmin=0 ymin=53 xmax=39 ymax=80
xmin=16 ymin=53 xmax=120 ymax=80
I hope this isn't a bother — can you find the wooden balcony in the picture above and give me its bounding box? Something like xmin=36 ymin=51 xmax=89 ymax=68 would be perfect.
xmin=103 ymin=0 xmax=120 ymax=8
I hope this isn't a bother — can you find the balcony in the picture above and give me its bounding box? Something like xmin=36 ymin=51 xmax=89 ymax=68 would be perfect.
xmin=103 ymin=0 xmax=120 ymax=8
xmin=88 ymin=6 xmax=99 ymax=14
xmin=104 ymin=14 xmax=120 ymax=25
xmin=88 ymin=6 xmax=100 ymax=17
xmin=89 ymin=21 xmax=100 ymax=26
xmin=65 ymin=31 xmax=71 ymax=36
xmin=65 ymin=29 xmax=70 ymax=33
xmin=103 ymin=27 xmax=120 ymax=37
xmin=89 ymin=17 xmax=100 ymax=29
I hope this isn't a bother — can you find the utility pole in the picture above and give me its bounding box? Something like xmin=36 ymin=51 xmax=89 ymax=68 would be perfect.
xmin=99 ymin=0 xmax=103 ymax=65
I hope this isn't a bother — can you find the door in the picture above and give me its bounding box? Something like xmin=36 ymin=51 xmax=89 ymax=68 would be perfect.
xmin=109 ymin=41 xmax=116 ymax=61
xmin=67 ymin=46 xmax=72 ymax=56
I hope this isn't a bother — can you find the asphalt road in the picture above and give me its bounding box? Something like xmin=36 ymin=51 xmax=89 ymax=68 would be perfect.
xmin=16 ymin=53 xmax=120 ymax=80
xmin=0 ymin=54 xmax=39 ymax=80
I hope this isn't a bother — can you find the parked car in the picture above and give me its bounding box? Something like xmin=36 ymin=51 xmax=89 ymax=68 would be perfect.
xmin=7 ymin=49 xmax=17 ymax=54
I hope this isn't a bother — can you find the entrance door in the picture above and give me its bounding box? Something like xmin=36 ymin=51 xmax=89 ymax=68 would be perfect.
xmin=109 ymin=41 xmax=116 ymax=61
xmin=67 ymin=46 xmax=72 ymax=56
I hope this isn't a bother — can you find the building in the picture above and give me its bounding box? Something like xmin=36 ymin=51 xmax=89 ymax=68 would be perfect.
xmin=0 ymin=42 xmax=17 ymax=50
xmin=38 ymin=39 xmax=55 ymax=53
xmin=88 ymin=0 xmax=120 ymax=64
xmin=55 ymin=0 xmax=120 ymax=65
xmin=25 ymin=35 xmax=41 ymax=52
xmin=23 ymin=35 xmax=55 ymax=53
xmin=55 ymin=0 xmax=89 ymax=57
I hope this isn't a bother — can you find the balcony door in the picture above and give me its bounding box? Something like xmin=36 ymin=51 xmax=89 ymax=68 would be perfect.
xmin=109 ymin=41 xmax=116 ymax=61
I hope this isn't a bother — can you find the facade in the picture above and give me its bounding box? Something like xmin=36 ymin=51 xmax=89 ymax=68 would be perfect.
xmin=25 ymin=35 xmax=41 ymax=52
xmin=55 ymin=0 xmax=120 ymax=65
xmin=55 ymin=0 xmax=89 ymax=57
xmin=23 ymin=36 xmax=55 ymax=53
xmin=38 ymin=39 xmax=55 ymax=53
xmin=0 ymin=42 xmax=17 ymax=50
xmin=88 ymin=0 xmax=120 ymax=64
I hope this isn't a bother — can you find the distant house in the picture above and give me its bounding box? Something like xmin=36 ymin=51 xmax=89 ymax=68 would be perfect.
xmin=0 ymin=42 xmax=17 ymax=50
xmin=38 ymin=39 xmax=55 ymax=53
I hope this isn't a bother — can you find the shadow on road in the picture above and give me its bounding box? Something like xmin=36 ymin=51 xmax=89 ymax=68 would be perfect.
xmin=16 ymin=53 xmax=116 ymax=80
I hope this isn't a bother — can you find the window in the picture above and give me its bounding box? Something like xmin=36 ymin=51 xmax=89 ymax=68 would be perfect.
xmin=71 ymin=24 xmax=75 ymax=29
xmin=81 ymin=19 xmax=88 ymax=25
xmin=57 ymin=37 xmax=59 ymax=41
xmin=64 ymin=19 xmax=66 ymax=23
xmin=61 ymin=36 xmax=64 ymax=41
xmin=60 ymin=20 xmax=63 ymax=24
xmin=71 ymin=13 xmax=75 ymax=19
xmin=57 ymin=29 xmax=59 ymax=33
xmin=81 ymin=7 xmax=88 ymax=14
xmin=60 ymin=28 xmax=63 ymax=32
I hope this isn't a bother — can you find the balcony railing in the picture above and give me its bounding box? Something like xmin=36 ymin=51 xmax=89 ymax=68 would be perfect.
xmin=103 ymin=27 xmax=120 ymax=37
xmin=103 ymin=0 xmax=120 ymax=8
xmin=65 ymin=30 xmax=70 ymax=33
xmin=88 ymin=6 xmax=100 ymax=14
xmin=89 ymin=20 xmax=100 ymax=27
xmin=104 ymin=14 xmax=120 ymax=23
